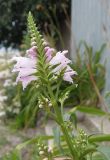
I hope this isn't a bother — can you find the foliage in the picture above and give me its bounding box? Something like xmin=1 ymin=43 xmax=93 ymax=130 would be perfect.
xmin=69 ymin=42 xmax=106 ymax=107
xmin=4 ymin=12 xmax=110 ymax=160
xmin=2 ymin=23 xmax=107 ymax=129
xmin=2 ymin=132 xmax=110 ymax=160
xmin=0 ymin=0 xmax=70 ymax=48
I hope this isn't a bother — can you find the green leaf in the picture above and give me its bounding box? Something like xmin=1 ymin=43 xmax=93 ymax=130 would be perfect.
xmin=69 ymin=106 xmax=107 ymax=116
xmin=89 ymin=134 xmax=110 ymax=143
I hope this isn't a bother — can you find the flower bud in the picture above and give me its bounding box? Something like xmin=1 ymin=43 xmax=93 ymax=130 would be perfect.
xmin=44 ymin=145 xmax=48 ymax=150
xmin=31 ymin=41 xmax=36 ymax=46
xmin=43 ymin=41 xmax=48 ymax=46
xmin=43 ymin=158 xmax=48 ymax=160
xmin=53 ymin=75 xmax=57 ymax=80
xmin=45 ymin=98 xmax=49 ymax=103
xmin=36 ymin=84 xmax=40 ymax=88
xmin=39 ymin=104 xmax=43 ymax=108
xmin=39 ymin=151 xmax=44 ymax=155
xmin=31 ymin=37 xmax=36 ymax=42
xmin=49 ymin=103 xmax=52 ymax=107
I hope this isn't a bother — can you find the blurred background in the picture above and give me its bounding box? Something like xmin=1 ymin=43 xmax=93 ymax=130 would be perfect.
xmin=0 ymin=0 xmax=110 ymax=158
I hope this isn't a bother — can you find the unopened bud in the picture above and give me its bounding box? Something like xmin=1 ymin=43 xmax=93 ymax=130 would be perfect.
xmin=45 ymin=98 xmax=49 ymax=103
xmin=49 ymin=103 xmax=52 ymax=107
xmin=37 ymin=143 xmax=40 ymax=147
xmin=43 ymin=158 xmax=48 ymax=160
xmin=76 ymin=141 xmax=80 ymax=144
xmin=39 ymin=151 xmax=44 ymax=155
xmin=44 ymin=145 xmax=48 ymax=150
xmin=31 ymin=41 xmax=36 ymax=46
xmin=39 ymin=104 xmax=43 ymax=108
xmin=36 ymin=84 xmax=40 ymax=88
xmin=43 ymin=41 xmax=49 ymax=46
xmin=31 ymin=37 xmax=36 ymax=42
xmin=66 ymin=92 xmax=69 ymax=96
xmin=53 ymin=76 xmax=57 ymax=80
xmin=82 ymin=139 xmax=86 ymax=143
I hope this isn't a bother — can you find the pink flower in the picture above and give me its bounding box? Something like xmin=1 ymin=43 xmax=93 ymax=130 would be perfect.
xmin=63 ymin=66 xmax=77 ymax=83
xmin=26 ymin=46 xmax=37 ymax=58
xmin=16 ymin=76 xmax=37 ymax=90
xmin=12 ymin=45 xmax=55 ymax=90
xmin=50 ymin=50 xmax=71 ymax=66
xmin=45 ymin=46 xmax=55 ymax=61
xmin=49 ymin=50 xmax=77 ymax=83
xmin=12 ymin=44 xmax=76 ymax=90
xmin=12 ymin=47 xmax=37 ymax=90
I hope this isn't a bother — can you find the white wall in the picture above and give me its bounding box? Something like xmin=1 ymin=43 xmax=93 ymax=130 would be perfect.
xmin=71 ymin=0 xmax=110 ymax=102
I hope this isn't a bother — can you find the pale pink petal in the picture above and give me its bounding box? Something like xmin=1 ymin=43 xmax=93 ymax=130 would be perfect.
xmin=16 ymin=75 xmax=37 ymax=90
xmin=50 ymin=51 xmax=71 ymax=66
xmin=52 ymin=63 xmax=66 ymax=73
xmin=46 ymin=48 xmax=54 ymax=61
xmin=63 ymin=70 xmax=77 ymax=83
xmin=12 ymin=57 xmax=36 ymax=69
xmin=62 ymin=50 xmax=68 ymax=55
xmin=65 ymin=65 xmax=77 ymax=73
xmin=26 ymin=46 xmax=37 ymax=58
xmin=17 ymin=68 xmax=36 ymax=77
xmin=63 ymin=72 xmax=73 ymax=83
xmin=49 ymin=50 xmax=77 ymax=83
xmin=44 ymin=46 xmax=50 ymax=52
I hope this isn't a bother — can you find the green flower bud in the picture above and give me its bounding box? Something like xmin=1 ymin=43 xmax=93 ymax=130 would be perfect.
xmin=39 ymin=151 xmax=44 ymax=155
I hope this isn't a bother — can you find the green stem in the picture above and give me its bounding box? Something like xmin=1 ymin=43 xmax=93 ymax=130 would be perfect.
xmin=61 ymin=101 xmax=64 ymax=118
xmin=55 ymin=80 xmax=62 ymax=100
xmin=47 ymin=83 xmax=78 ymax=160
xmin=60 ymin=124 xmax=78 ymax=159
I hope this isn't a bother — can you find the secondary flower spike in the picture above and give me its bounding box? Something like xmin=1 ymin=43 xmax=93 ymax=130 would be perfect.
xmin=12 ymin=47 xmax=37 ymax=90
xmin=12 ymin=46 xmax=55 ymax=89
xmin=49 ymin=50 xmax=77 ymax=83
xmin=12 ymin=46 xmax=76 ymax=89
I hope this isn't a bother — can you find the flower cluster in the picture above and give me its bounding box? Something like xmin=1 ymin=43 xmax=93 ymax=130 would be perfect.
xmin=49 ymin=50 xmax=77 ymax=83
xmin=12 ymin=15 xmax=76 ymax=91
xmin=37 ymin=142 xmax=53 ymax=160
xmin=12 ymin=44 xmax=76 ymax=90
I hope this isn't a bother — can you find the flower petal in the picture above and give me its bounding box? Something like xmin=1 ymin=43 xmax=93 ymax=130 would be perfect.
xmin=12 ymin=57 xmax=36 ymax=69
xmin=45 ymin=47 xmax=55 ymax=61
xmin=26 ymin=46 xmax=37 ymax=58
xmin=50 ymin=51 xmax=71 ymax=66
xmin=16 ymin=75 xmax=37 ymax=90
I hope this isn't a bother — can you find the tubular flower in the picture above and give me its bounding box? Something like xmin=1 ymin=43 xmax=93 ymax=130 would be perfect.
xmin=26 ymin=46 xmax=37 ymax=58
xmin=44 ymin=46 xmax=55 ymax=62
xmin=12 ymin=44 xmax=76 ymax=89
xmin=12 ymin=46 xmax=55 ymax=90
xmin=12 ymin=47 xmax=37 ymax=90
xmin=49 ymin=50 xmax=77 ymax=83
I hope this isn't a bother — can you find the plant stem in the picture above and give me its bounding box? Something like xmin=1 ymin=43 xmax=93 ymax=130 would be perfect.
xmin=47 ymin=83 xmax=78 ymax=160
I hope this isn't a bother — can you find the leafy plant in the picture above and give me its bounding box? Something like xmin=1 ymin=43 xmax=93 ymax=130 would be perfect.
xmin=69 ymin=42 xmax=106 ymax=109
xmin=7 ymin=12 xmax=110 ymax=160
